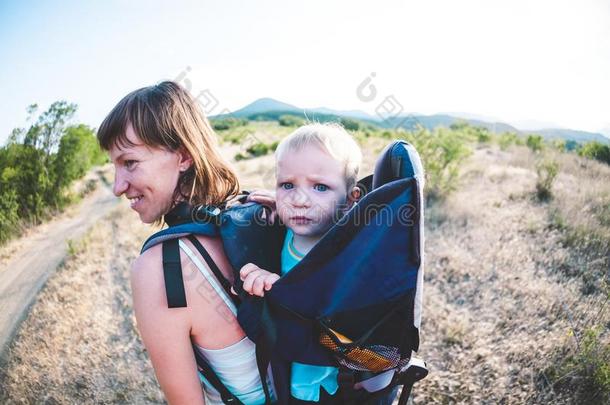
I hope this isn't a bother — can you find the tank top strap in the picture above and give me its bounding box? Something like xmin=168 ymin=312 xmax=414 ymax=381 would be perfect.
xmin=178 ymin=239 xmax=237 ymax=316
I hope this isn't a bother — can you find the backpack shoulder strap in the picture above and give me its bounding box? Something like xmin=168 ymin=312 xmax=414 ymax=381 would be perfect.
xmin=162 ymin=239 xmax=187 ymax=308
xmin=185 ymin=234 xmax=239 ymax=307
xmin=141 ymin=222 xmax=219 ymax=254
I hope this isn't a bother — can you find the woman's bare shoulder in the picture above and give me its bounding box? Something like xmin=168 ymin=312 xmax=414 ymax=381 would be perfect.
xmin=189 ymin=234 xmax=235 ymax=284
xmin=131 ymin=243 xmax=164 ymax=289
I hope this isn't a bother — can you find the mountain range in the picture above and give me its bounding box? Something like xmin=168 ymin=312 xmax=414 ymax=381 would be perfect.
xmin=213 ymin=98 xmax=609 ymax=144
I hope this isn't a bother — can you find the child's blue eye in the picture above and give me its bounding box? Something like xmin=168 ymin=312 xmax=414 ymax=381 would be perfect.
xmin=280 ymin=183 xmax=294 ymax=190
xmin=314 ymin=184 xmax=328 ymax=192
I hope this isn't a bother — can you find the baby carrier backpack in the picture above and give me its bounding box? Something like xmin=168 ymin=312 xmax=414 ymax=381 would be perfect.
xmin=141 ymin=140 xmax=428 ymax=404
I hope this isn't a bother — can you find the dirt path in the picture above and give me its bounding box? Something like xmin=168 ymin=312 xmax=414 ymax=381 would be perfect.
xmin=0 ymin=173 xmax=119 ymax=358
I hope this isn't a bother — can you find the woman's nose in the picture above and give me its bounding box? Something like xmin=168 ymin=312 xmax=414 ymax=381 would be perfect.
xmin=113 ymin=169 xmax=129 ymax=196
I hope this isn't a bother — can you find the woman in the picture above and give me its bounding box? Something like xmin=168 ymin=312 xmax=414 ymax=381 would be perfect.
xmin=97 ymin=81 xmax=273 ymax=404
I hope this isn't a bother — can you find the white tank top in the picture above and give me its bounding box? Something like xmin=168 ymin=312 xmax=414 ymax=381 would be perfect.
xmin=179 ymin=240 xmax=275 ymax=405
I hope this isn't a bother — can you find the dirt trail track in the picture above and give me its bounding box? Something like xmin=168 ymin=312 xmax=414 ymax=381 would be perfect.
xmin=0 ymin=176 xmax=119 ymax=358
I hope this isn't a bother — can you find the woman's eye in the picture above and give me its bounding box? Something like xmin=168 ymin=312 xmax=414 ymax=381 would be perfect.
xmin=124 ymin=160 xmax=137 ymax=170
xmin=314 ymin=184 xmax=328 ymax=192
xmin=280 ymin=182 xmax=294 ymax=190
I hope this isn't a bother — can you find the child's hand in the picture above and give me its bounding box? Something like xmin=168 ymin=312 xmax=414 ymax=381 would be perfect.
xmin=240 ymin=263 xmax=280 ymax=297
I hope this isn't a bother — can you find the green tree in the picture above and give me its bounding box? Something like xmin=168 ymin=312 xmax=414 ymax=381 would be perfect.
xmin=0 ymin=143 xmax=50 ymax=218
xmin=53 ymin=124 xmax=103 ymax=192
xmin=0 ymin=102 xmax=81 ymax=230
xmin=24 ymin=101 xmax=77 ymax=157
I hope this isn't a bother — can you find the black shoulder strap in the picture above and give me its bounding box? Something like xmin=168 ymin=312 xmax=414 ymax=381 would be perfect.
xmin=162 ymin=239 xmax=187 ymax=308
xmin=185 ymin=235 xmax=240 ymax=307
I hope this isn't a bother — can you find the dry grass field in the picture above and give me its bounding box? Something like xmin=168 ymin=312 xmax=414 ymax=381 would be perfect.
xmin=1 ymin=124 xmax=608 ymax=404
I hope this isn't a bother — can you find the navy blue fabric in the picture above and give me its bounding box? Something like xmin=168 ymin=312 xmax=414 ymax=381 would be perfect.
xmin=245 ymin=177 xmax=420 ymax=366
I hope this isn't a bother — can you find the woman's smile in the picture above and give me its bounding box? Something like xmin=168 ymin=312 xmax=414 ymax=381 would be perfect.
xmin=128 ymin=195 xmax=143 ymax=210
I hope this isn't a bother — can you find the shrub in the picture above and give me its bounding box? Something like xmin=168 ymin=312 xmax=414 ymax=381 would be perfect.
xmin=211 ymin=117 xmax=248 ymax=131
xmin=246 ymin=142 xmax=269 ymax=157
xmin=552 ymin=139 xmax=566 ymax=152
xmin=527 ymin=134 xmax=544 ymax=152
xmin=0 ymin=186 xmax=19 ymax=244
xmin=278 ymin=115 xmax=304 ymax=127
xmin=565 ymin=140 xmax=580 ymax=151
xmin=535 ymin=158 xmax=559 ymax=201
xmin=579 ymin=141 xmax=610 ymax=165
xmin=340 ymin=117 xmax=360 ymax=131
xmin=233 ymin=141 xmax=276 ymax=160
xmin=449 ymin=120 xmax=469 ymax=131
xmin=498 ymin=132 xmax=518 ymax=150
xmin=407 ymin=127 xmax=472 ymax=202
xmin=543 ymin=286 xmax=610 ymax=403
xmin=475 ymin=127 xmax=491 ymax=143
xmin=222 ymin=131 xmax=247 ymax=144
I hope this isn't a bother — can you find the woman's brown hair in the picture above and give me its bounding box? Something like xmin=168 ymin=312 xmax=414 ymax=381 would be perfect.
xmin=97 ymin=81 xmax=240 ymax=207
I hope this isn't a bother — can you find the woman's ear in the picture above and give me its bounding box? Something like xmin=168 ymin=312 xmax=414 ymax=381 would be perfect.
xmin=177 ymin=148 xmax=193 ymax=172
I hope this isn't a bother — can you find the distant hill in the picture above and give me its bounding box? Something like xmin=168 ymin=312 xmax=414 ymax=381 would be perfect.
xmin=382 ymin=114 xmax=519 ymax=134
xmin=213 ymin=98 xmax=380 ymax=126
xmin=232 ymin=98 xmax=300 ymax=116
xmin=213 ymin=98 xmax=610 ymax=144
xmin=222 ymin=98 xmax=378 ymax=124
xmin=309 ymin=107 xmax=375 ymax=121
xmin=533 ymin=128 xmax=610 ymax=144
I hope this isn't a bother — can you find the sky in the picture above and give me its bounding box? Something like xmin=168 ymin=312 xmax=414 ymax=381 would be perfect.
xmin=1 ymin=0 xmax=609 ymax=144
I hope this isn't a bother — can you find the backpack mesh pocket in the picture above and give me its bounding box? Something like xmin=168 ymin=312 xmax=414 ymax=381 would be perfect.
xmin=319 ymin=327 xmax=401 ymax=372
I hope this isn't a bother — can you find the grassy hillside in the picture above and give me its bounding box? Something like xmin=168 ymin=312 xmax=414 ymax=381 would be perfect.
xmin=1 ymin=121 xmax=608 ymax=404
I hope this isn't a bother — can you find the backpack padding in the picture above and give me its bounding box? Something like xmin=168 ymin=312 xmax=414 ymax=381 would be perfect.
xmin=357 ymin=174 xmax=373 ymax=197
xmin=142 ymin=222 xmax=219 ymax=253
xmin=373 ymin=140 xmax=425 ymax=328
xmin=373 ymin=141 xmax=424 ymax=189
xmin=218 ymin=203 xmax=284 ymax=295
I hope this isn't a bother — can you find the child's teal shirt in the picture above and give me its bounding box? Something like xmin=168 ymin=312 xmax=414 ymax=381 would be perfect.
xmin=281 ymin=229 xmax=339 ymax=402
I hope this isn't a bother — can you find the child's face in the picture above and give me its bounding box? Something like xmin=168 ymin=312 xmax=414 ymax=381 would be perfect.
xmin=276 ymin=144 xmax=353 ymax=239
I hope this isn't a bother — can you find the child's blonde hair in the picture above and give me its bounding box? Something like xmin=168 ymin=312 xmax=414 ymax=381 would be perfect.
xmin=275 ymin=122 xmax=362 ymax=188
